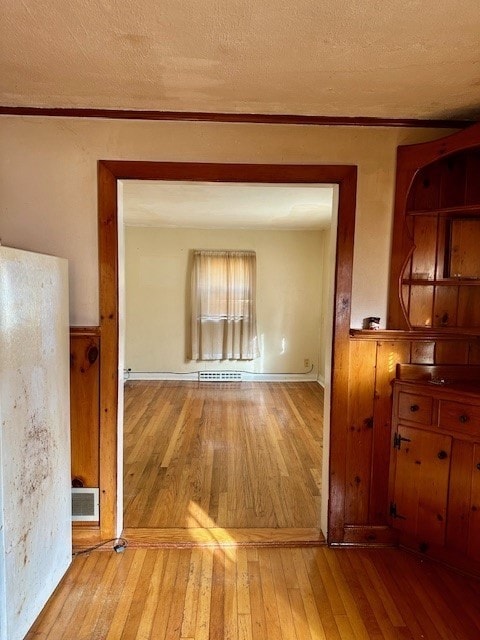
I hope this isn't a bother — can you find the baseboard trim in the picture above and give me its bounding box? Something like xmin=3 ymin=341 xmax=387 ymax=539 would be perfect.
xmin=121 ymin=527 xmax=326 ymax=548
xmin=331 ymin=525 xmax=397 ymax=547
xmin=126 ymin=371 xmax=319 ymax=382
xmin=72 ymin=524 xmax=101 ymax=549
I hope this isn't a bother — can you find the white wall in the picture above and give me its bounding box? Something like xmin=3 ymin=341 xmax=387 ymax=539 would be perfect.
xmin=0 ymin=116 xmax=456 ymax=329
xmin=0 ymin=248 xmax=71 ymax=640
xmin=125 ymin=226 xmax=327 ymax=378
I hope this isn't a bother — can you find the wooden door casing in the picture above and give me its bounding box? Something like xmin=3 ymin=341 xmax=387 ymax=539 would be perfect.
xmin=94 ymin=161 xmax=358 ymax=544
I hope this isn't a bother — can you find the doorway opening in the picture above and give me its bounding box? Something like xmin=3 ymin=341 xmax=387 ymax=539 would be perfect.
xmin=119 ymin=180 xmax=336 ymax=544
xmin=96 ymin=161 xmax=357 ymax=545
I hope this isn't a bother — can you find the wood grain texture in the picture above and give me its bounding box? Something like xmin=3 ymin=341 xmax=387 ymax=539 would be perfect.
xmin=121 ymin=527 xmax=324 ymax=547
xmin=123 ymin=381 xmax=324 ymax=533
xmin=25 ymin=546 xmax=480 ymax=639
xmin=344 ymin=341 xmax=377 ymax=524
xmin=98 ymin=161 xmax=119 ymax=539
xmin=369 ymin=340 xmax=411 ymax=524
xmin=70 ymin=329 xmax=100 ymax=487
xmin=97 ymin=160 xmax=357 ymax=546
xmin=391 ymin=425 xmax=451 ymax=546
xmin=388 ymin=123 xmax=480 ymax=331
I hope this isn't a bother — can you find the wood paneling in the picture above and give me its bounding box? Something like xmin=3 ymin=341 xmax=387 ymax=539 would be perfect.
xmin=458 ymin=287 xmax=480 ymax=327
xmin=70 ymin=328 xmax=100 ymax=487
xmin=433 ymin=286 xmax=458 ymax=328
xmin=411 ymin=215 xmax=438 ymax=279
xmin=410 ymin=341 xmax=435 ymax=364
xmin=369 ymin=341 xmax=411 ymax=524
xmin=468 ymin=341 xmax=480 ymax=364
xmin=449 ymin=219 xmax=480 ymax=278
xmin=344 ymin=341 xmax=376 ymax=524
xmin=440 ymin=154 xmax=467 ymax=208
xmin=446 ymin=439 xmax=474 ymax=555
xmin=409 ymin=286 xmax=434 ymax=327
xmin=434 ymin=340 xmax=469 ymax=364
xmin=407 ymin=163 xmax=441 ymax=211
xmin=465 ymin=150 xmax=480 ymax=204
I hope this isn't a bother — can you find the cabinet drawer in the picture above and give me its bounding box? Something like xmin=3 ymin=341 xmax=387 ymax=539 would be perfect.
xmin=438 ymin=400 xmax=480 ymax=436
xmin=398 ymin=392 xmax=433 ymax=424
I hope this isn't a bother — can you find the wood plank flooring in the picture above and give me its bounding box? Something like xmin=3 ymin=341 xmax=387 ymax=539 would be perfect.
xmin=26 ymin=545 xmax=480 ymax=639
xmin=123 ymin=381 xmax=324 ymax=536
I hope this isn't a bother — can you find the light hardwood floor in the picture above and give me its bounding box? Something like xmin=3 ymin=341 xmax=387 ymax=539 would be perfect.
xmin=26 ymin=545 xmax=480 ymax=639
xmin=123 ymin=381 xmax=324 ymax=538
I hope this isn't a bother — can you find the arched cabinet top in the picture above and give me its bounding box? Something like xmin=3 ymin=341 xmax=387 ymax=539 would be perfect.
xmin=388 ymin=123 xmax=480 ymax=332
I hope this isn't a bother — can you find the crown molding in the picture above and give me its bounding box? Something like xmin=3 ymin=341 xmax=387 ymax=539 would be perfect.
xmin=0 ymin=106 xmax=474 ymax=128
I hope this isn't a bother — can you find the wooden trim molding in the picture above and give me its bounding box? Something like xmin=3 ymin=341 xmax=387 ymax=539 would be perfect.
xmin=70 ymin=326 xmax=101 ymax=337
xmin=0 ymin=105 xmax=472 ymax=128
xmin=341 ymin=525 xmax=397 ymax=547
xmin=350 ymin=329 xmax=480 ymax=341
xmin=97 ymin=161 xmax=357 ymax=544
xmin=122 ymin=527 xmax=326 ymax=548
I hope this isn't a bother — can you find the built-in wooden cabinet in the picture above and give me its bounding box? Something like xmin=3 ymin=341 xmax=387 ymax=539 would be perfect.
xmin=389 ymin=365 xmax=480 ymax=574
xmin=401 ymin=149 xmax=480 ymax=330
xmin=389 ymin=123 xmax=480 ymax=332
xmin=385 ymin=123 xmax=480 ymax=575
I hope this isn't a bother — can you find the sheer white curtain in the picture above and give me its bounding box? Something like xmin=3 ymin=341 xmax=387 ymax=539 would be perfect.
xmin=190 ymin=250 xmax=260 ymax=361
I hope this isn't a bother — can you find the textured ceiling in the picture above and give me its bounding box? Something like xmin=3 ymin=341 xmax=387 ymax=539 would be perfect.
xmin=122 ymin=181 xmax=334 ymax=229
xmin=2 ymin=0 xmax=480 ymax=119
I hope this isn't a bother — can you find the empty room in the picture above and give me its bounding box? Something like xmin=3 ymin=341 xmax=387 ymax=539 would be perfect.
xmin=121 ymin=180 xmax=333 ymax=543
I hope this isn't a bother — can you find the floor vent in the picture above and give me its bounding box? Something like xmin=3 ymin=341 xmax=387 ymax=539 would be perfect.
xmin=72 ymin=488 xmax=100 ymax=521
xmin=198 ymin=371 xmax=242 ymax=382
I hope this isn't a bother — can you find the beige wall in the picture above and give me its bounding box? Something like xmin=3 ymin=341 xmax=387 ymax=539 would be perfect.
xmin=125 ymin=226 xmax=327 ymax=378
xmin=0 ymin=116 xmax=456 ymax=328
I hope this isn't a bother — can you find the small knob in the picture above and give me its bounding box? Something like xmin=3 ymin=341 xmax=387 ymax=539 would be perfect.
xmin=410 ymin=404 xmax=420 ymax=412
xmin=459 ymin=414 xmax=469 ymax=424
xmin=476 ymin=463 xmax=480 ymax=471
xmin=437 ymin=450 xmax=448 ymax=460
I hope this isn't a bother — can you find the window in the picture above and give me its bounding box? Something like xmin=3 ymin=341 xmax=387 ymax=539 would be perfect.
xmin=190 ymin=250 xmax=259 ymax=360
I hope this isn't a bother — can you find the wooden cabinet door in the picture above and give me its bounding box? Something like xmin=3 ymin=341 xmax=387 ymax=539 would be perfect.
xmin=468 ymin=443 xmax=480 ymax=561
xmin=391 ymin=425 xmax=452 ymax=547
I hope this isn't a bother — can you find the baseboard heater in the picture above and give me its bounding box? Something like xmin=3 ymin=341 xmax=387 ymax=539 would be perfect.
xmin=71 ymin=488 xmax=100 ymax=521
xmin=198 ymin=371 xmax=243 ymax=382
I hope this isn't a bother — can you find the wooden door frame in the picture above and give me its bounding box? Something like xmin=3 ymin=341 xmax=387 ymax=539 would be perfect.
xmin=97 ymin=161 xmax=357 ymax=543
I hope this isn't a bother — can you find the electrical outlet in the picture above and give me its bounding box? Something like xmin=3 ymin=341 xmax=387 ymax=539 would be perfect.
xmin=304 ymin=358 xmax=310 ymax=368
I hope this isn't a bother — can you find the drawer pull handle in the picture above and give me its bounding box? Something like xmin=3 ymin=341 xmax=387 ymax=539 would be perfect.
xmin=437 ymin=450 xmax=448 ymax=460
xmin=459 ymin=414 xmax=469 ymax=424
xmin=476 ymin=463 xmax=480 ymax=471
xmin=410 ymin=404 xmax=420 ymax=412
